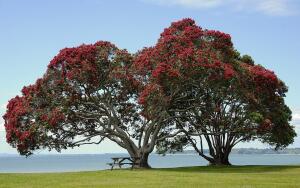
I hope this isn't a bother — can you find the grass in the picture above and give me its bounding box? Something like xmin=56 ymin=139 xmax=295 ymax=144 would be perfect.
xmin=0 ymin=165 xmax=300 ymax=188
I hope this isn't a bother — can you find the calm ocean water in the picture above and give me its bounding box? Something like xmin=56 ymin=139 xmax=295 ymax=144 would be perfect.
xmin=0 ymin=154 xmax=300 ymax=173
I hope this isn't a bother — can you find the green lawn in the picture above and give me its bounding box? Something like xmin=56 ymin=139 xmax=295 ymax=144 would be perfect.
xmin=1 ymin=165 xmax=300 ymax=188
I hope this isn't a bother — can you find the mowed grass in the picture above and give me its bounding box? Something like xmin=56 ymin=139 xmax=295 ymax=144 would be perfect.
xmin=1 ymin=165 xmax=300 ymax=188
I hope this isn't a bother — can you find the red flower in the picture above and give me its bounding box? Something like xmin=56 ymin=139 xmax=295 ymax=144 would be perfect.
xmin=224 ymin=64 xmax=235 ymax=79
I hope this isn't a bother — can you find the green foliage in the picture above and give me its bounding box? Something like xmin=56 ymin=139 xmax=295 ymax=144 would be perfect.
xmin=241 ymin=54 xmax=254 ymax=65
xmin=249 ymin=112 xmax=264 ymax=123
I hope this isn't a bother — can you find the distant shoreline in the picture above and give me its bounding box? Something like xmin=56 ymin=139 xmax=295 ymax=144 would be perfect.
xmin=1 ymin=148 xmax=300 ymax=156
xmin=181 ymin=148 xmax=300 ymax=155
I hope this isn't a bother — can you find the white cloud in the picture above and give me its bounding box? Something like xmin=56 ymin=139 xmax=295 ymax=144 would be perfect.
xmin=1 ymin=103 xmax=7 ymax=111
xmin=142 ymin=0 xmax=296 ymax=16
xmin=0 ymin=103 xmax=7 ymax=132
xmin=145 ymin=0 xmax=222 ymax=8
xmin=0 ymin=119 xmax=4 ymax=132
xmin=293 ymin=113 xmax=300 ymax=121
xmin=292 ymin=109 xmax=300 ymax=126
xmin=248 ymin=0 xmax=294 ymax=16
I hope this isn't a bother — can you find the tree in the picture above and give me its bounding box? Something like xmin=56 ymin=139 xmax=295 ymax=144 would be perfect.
xmin=3 ymin=41 xmax=170 ymax=168
xmin=134 ymin=18 xmax=296 ymax=165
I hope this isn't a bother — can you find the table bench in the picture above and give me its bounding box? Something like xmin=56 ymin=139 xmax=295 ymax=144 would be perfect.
xmin=107 ymin=157 xmax=140 ymax=170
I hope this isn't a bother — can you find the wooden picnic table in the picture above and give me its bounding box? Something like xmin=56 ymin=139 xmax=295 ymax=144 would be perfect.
xmin=107 ymin=157 xmax=140 ymax=170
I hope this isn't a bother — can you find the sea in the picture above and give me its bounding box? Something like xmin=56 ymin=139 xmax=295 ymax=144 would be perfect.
xmin=0 ymin=153 xmax=300 ymax=173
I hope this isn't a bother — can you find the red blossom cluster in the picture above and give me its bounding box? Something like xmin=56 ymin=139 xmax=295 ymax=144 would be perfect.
xmin=3 ymin=95 xmax=33 ymax=153
xmin=134 ymin=18 xmax=237 ymax=104
xmin=160 ymin=18 xmax=201 ymax=44
xmin=133 ymin=47 xmax=155 ymax=74
xmin=48 ymin=45 xmax=97 ymax=69
xmin=48 ymin=41 xmax=118 ymax=87
xmin=152 ymin=63 xmax=170 ymax=78
xmin=39 ymin=108 xmax=65 ymax=127
xmin=48 ymin=41 xmax=114 ymax=69
xmin=203 ymin=30 xmax=232 ymax=49
xmin=170 ymin=18 xmax=195 ymax=30
xmin=58 ymin=46 xmax=96 ymax=80
xmin=138 ymin=84 xmax=159 ymax=105
xmin=250 ymin=65 xmax=278 ymax=84
xmin=240 ymin=63 xmax=279 ymax=94
xmin=3 ymin=75 xmax=49 ymax=153
xmin=223 ymin=64 xmax=235 ymax=79
xmin=21 ymin=85 xmax=35 ymax=96
xmin=4 ymin=73 xmax=78 ymax=153
xmin=258 ymin=118 xmax=273 ymax=133
xmin=19 ymin=131 xmax=31 ymax=142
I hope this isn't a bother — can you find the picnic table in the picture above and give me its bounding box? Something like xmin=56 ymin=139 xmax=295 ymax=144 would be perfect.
xmin=107 ymin=157 xmax=140 ymax=170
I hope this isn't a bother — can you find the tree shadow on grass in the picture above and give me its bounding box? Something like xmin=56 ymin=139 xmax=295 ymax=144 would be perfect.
xmin=153 ymin=165 xmax=300 ymax=173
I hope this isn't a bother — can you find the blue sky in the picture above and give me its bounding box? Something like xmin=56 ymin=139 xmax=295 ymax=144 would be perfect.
xmin=0 ymin=0 xmax=299 ymax=154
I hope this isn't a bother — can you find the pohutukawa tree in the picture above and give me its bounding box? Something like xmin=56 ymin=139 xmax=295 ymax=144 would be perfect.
xmin=3 ymin=19 xmax=296 ymax=167
xmin=3 ymin=41 xmax=171 ymax=168
xmin=134 ymin=18 xmax=296 ymax=165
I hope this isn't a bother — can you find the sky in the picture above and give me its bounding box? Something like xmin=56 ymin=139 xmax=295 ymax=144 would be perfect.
xmin=0 ymin=0 xmax=300 ymax=154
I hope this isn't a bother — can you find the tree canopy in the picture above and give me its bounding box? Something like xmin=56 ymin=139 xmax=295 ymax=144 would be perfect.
xmin=3 ymin=41 xmax=172 ymax=168
xmin=134 ymin=18 xmax=296 ymax=165
xmin=3 ymin=18 xmax=296 ymax=166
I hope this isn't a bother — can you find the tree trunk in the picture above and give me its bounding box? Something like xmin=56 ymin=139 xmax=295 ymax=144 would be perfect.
xmin=132 ymin=152 xmax=151 ymax=169
xmin=209 ymin=157 xmax=231 ymax=166
xmin=208 ymin=150 xmax=231 ymax=166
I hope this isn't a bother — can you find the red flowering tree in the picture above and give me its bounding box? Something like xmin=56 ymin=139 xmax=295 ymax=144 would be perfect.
xmin=134 ymin=18 xmax=296 ymax=165
xmin=3 ymin=41 xmax=171 ymax=168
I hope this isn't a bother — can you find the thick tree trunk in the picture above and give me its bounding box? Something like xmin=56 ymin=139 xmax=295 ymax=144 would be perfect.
xmin=208 ymin=149 xmax=231 ymax=166
xmin=132 ymin=152 xmax=151 ymax=169
xmin=208 ymin=156 xmax=231 ymax=166
xmin=188 ymin=133 xmax=232 ymax=166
